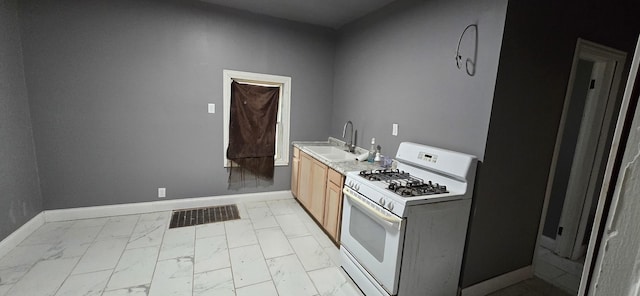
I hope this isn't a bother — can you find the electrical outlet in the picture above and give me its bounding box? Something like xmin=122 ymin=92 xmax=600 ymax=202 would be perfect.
xmin=208 ymin=103 xmax=215 ymax=114
xmin=392 ymin=123 xmax=399 ymax=136
xmin=158 ymin=188 xmax=166 ymax=198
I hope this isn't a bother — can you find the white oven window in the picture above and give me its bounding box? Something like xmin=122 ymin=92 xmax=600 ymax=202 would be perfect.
xmin=349 ymin=205 xmax=386 ymax=262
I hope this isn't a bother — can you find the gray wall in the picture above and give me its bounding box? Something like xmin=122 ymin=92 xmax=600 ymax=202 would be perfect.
xmin=332 ymin=0 xmax=508 ymax=160
xmin=461 ymin=0 xmax=640 ymax=287
xmin=18 ymin=0 xmax=336 ymax=210
xmin=0 ymin=0 xmax=43 ymax=240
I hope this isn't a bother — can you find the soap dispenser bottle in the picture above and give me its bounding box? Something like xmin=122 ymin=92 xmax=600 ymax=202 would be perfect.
xmin=367 ymin=138 xmax=376 ymax=163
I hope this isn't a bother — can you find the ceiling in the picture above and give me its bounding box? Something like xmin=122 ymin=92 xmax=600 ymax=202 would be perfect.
xmin=199 ymin=0 xmax=397 ymax=28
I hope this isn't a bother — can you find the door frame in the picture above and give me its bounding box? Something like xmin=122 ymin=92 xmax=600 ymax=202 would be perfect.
xmin=580 ymin=35 xmax=640 ymax=295
xmin=536 ymin=39 xmax=626 ymax=258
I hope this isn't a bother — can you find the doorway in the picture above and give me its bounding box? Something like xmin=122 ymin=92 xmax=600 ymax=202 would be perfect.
xmin=536 ymin=39 xmax=627 ymax=294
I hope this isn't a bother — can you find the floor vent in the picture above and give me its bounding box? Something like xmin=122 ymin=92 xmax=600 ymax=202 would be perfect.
xmin=169 ymin=204 xmax=240 ymax=229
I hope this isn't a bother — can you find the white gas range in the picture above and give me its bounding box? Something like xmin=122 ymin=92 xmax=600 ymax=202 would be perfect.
xmin=340 ymin=142 xmax=477 ymax=296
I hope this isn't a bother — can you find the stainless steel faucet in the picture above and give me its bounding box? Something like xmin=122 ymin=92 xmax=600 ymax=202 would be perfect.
xmin=342 ymin=121 xmax=355 ymax=153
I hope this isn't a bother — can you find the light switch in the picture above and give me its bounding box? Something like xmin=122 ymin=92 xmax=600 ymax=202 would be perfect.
xmin=158 ymin=188 xmax=166 ymax=198
xmin=392 ymin=123 xmax=399 ymax=136
xmin=208 ymin=103 xmax=215 ymax=114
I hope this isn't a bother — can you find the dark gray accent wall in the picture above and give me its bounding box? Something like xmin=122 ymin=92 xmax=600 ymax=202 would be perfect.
xmin=0 ymin=0 xmax=43 ymax=241
xmin=18 ymin=0 xmax=336 ymax=210
xmin=332 ymin=0 xmax=508 ymax=160
xmin=461 ymin=0 xmax=640 ymax=287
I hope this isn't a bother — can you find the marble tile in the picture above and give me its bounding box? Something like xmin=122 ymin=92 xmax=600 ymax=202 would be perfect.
xmin=248 ymin=206 xmax=280 ymax=230
xmin=58 ymin=225 xmax=103 ymax=245
xmin=148 ymin=257 xmax=193 ymax=296
xmin=19 ymin=221 xmax=73 ymax=246
xmin=127 ymin=220 xmax=167 ymax=249
xmin=54 ymin=270 xmax=112 ymax=296
xmin=247 ymin=206 xmax=274 ymax=220
xmin=158 ymin=227 xmax=195 ymax=260
xmin=0 ymin=265 xmax=30 ymax=285
xmin=251 ymin=215 xmax=280 ymax=230
xmin=308 ymin=266 xmax=363 ymax=296
xmin=43 ymin=241 xmax=92 ymax=261
xmin=229 ymin=245 xmax=271 ymax=288
xmin=101 ymin=285 xmax=150 ymax=296
xmin=0 ymin=284 xmax=12 ymax=296
xmin=139 ymin=212 xmax=171 ymax=222
xmin=256 ymin=228 xmax=294 ymax=259
xmin=267 ymin=199 xmax=297 ymax=215
xmin=8 ymin=257 xmax=79 ymax=296
xmin=195 ymin=222 xmax=225 ymax=239
xmin=0 ymin=244 xmax=51 ymax=269
xmin=267 ymin=254 xmax=318 ymax=296
xmin=276 ymin=214 xmax=310 ymax=238
xmin=193 ymin=268 xmax=235 ymax=296
xmin=235 ymin=281 xmax=278 ymax=296
xmin=225 ymin=219 xmax=258 ymax=248
xmin=553 ymin=273 xmax=581 ymax=294
xmin=534 ymin=260 xmax=565 ymax=282
xmin=289 ymin=236 xmax=333 ymax=271
xmin=73 ymin=238 xmax=128 ymax=274
xmin=106 ymin=246 xmax=160 ymax=290
xmin=324 ymin=245 xmax=342 ymax=267
xmin=96 ymin=215 xmax=140 ymax=241
xmin=236 ymin=203 xmax=250 ymax=219
xmin=70 ymin=217 xmax=109 ymax=228
xmin=244 ymin=201 xmax=269 ymax=209
xmin=194 ymin=235 xmax=230 ymax=273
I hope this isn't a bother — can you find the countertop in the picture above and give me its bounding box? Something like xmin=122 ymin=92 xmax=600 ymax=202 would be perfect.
xmin=292 ymin=137 xmax=383 ymax=175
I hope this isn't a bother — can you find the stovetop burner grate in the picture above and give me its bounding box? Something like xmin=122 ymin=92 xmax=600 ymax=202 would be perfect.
xmin=358 ymin=169 xmax=449 ymax=197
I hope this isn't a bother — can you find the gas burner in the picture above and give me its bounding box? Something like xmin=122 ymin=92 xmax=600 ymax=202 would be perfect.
xmin=387 ymin=180 xmax=448 ymax=197
xmin=359 ymin=169 xmax=410 ymax=181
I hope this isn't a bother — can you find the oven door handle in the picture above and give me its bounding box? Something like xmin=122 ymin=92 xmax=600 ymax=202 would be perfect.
xmin=343 ymin=188 xmax=403 ymax=229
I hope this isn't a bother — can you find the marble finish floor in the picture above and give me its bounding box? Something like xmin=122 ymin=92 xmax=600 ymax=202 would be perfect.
xmin=0 ymin=199 xmax=363 ymax=296
xmin=533 ymin=246 xmax=582 ymax=294
xmin=487 ymin=277 xmax=572 ymax=296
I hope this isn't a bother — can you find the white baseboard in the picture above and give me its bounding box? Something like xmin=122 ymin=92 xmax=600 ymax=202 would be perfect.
xmin=44 ymin=190 xmax=293 ymax=222
xmin=0 ymin=212 xmax=45 ymax=259
xmin=461 ymin=265 xmax=533 ymax=296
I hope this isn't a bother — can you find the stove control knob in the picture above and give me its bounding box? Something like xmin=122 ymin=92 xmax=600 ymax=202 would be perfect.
xmin=349 ymin=181 xmax=354 ymax=187
xmin=379 ymin=198 xmax=385 ymax=207
xmin=355 ymin=184 xmax=360 ymax=191
xmin=388 ymin=203 xmax=394 ymax=211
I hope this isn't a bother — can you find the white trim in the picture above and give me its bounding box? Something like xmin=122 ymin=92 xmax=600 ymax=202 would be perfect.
xmin=0 ymin=212 xmax=45 ymax=259
xmin=44 ymin=191 xmax=293 ymax=222
xmin=222 ymin=69 xmax=291 ymax=167
xmin=460 ymin=266 xmax=533 ymax=296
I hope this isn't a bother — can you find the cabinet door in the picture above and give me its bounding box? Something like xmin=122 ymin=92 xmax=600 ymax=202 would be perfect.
xmin=324 ymin=181 xmax=342 ymax=241
xmin=309 ymin=158 xmax=328 ymax=223
xmin=298 ymin=152 xmax=313 ymax=208
xmin=291 ymin=147 xmax=300 ymax=198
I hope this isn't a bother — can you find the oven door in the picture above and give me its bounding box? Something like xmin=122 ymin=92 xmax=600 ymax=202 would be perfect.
xmin=341 ymin=187 xmax=406 ymax=295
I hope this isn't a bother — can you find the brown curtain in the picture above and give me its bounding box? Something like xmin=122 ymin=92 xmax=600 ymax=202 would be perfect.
xmin=227 ymin=81 xmax=280 ymax=189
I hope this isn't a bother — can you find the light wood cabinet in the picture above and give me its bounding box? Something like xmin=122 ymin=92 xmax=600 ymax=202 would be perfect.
xmin=292 ymin=148 xmax=345 ymax=243
xmin=291 ymin=147 xmax=300 ymax=198
xmin=324 ymin=170 xmax=344 ymax=241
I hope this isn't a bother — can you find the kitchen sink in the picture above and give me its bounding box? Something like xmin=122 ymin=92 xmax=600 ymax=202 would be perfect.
xmin=305 ymin=145 xmax=357 ymax=162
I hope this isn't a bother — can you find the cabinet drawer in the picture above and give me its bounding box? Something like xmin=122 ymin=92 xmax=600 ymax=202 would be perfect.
xmin=328 ymin=168 xmax=343 ymax=186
